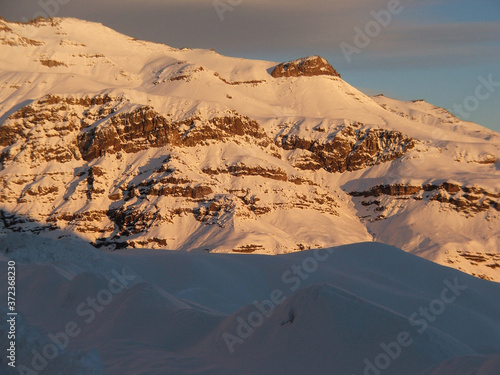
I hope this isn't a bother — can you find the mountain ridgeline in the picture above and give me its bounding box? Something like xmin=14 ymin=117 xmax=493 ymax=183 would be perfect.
xmin=0 ymin=17 xmax=499 ymax=281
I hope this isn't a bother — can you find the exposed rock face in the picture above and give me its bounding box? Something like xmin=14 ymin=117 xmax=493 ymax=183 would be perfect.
xmin=457 ymin=251 xmax=500 ymax=277
xmin=0 ymin=94 xmax=352 ymax=250
xmin=0 ymin=18 xmax=45 ymax=47
xmin=271 ymin=56 xmax=341 ymax=78
xmin=0 ymin=94 xmax=121 ymax=167
xmin=0 ymin=95 xmax=414 ymax=173
xmin=0 ymin=95 xmax=271 ymax=166
xmin=203 ymin=164 xmax=288 ymax=181
xmin=39 ymin=59 xmax=67 ymax=68
xmin=347 ymin=182 xmax=500 ymax=280
xmin=279 ymin=124 xmax=415 ymax=172
xmin=349 ymin=183 xmax=500 ymax=215
xmin=79 ymin=109 xmax=269 ymax=160
xmin=0 ymin=152 xmax=342 ymax=250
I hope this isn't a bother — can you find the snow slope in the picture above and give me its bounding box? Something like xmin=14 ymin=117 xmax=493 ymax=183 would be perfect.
xmin=1 ymin=232 xmax=500 ymax=375
xmin=0 ymin=17 xmax=499 ymax=280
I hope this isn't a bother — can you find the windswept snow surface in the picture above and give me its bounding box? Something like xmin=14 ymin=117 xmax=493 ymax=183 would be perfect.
xmin=1 ymin=233 xmax=500 ymax=375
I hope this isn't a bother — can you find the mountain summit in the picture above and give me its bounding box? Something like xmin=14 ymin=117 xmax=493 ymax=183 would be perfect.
xmin=0 ymin=17 xmax=499 ymax=280
xmin=271 ymin=56 xmax=341 ymax=78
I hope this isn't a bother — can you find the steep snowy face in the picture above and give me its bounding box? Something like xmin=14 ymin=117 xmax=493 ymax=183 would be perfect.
xmin=0 ymin=17 xmax=499 ymax=280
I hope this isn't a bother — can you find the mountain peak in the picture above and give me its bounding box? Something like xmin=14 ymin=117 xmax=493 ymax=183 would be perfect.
xmin=0 ymin=17 xmax=499 ymax=281
xmin=271 ymin=55 xmax=341 ymax=78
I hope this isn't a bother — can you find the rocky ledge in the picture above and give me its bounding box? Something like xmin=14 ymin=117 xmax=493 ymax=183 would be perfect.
xmin=271 ymin=56 xmax=341 ymax=78
xmin=349 ymin=183 xmax=500 ymax=215
xmin=0 ymin=95 xmax=273 ymax=167
xmin=279 ymin=124 xmax=415 ymax=173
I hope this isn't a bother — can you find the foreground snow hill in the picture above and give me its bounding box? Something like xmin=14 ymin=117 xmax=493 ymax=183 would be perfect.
xmin=1 ymin=233 xmax=500 ymax=375
xmin=0 ymin=16 xmax=499 ymax=281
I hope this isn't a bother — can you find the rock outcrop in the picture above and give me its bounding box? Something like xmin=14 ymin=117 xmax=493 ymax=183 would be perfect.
xmin=0 ymin=95 xmax=273 ymax=167
xmin=279 ymin=124 xmax=415 ymax=172
xmin=271 ymin=56 xmax=341 ymax=78
xmin=349 ymin=183 xmax=500 ymax=216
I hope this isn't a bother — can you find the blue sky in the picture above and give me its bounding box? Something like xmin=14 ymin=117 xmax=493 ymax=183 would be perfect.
xmin=1 ymin=0 xmax=499 ymax=132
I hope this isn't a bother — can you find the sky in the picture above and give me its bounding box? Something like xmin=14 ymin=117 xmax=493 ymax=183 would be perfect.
xmin=1 ymin=0 xmax=499 ymax=132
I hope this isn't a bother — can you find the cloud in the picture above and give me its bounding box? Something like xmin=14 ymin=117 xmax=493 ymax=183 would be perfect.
xmin=334 ymin=21 xmax=500 ymax=68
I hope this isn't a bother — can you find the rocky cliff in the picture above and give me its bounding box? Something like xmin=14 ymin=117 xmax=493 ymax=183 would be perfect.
xmin=271 ymin=56 xmax=341 ymax=78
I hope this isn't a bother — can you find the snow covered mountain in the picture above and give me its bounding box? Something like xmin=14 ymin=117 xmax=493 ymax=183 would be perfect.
xmin=0 ymin=17 xmax=499 ymax=281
